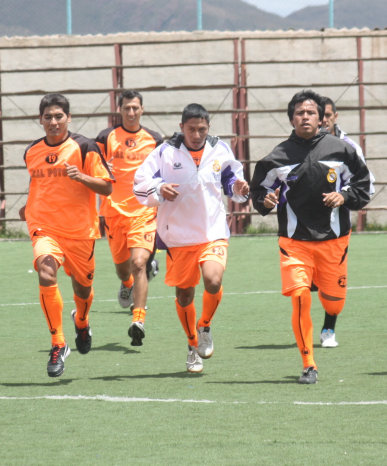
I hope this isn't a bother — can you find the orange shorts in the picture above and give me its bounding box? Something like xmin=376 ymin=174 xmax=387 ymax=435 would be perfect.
xmin=104 ymin=211 xmax=156 ymax=264
xmin=165 ymin=240 xmax=228 ymax=288
xmin=32 ymin=232 xmax=95 ymax=287
xmin=278 ymin=235 xmax=350 ymax=298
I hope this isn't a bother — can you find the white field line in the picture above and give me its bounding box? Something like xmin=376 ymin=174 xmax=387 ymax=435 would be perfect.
xmin=0 ymin=395 xmax=386 ymax=405
xmin=1 ymin=284 xmax=386 ymax=308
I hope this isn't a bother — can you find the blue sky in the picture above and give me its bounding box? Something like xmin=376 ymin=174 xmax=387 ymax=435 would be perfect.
xmin=242 ymin=0 xmax=328 ymax=17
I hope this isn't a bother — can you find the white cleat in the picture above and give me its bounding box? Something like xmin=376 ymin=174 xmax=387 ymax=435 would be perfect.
xmin=320 ymin=329 xmax=339 ymax=348
xmin=118 ymin=283 xmax=134 ymax=309
xmin=197 ymin=326 xmax=214 ymax=359
xmin=186 ymin=346 xmax=203 ymax=373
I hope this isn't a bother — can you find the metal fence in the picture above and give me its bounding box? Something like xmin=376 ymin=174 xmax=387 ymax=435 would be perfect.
xmin=0 ymin=30 xmax=386 ymax=233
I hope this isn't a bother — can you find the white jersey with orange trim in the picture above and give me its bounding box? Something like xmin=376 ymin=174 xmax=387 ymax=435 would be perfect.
xmin=134 ymin=133 xmax=248 ymax=248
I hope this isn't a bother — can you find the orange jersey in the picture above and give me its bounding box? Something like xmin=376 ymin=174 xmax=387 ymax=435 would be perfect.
xmin=24 ymin=132 xmax=113 ymax=240
xmin=96 ymin=125 xmax=162 ymax=217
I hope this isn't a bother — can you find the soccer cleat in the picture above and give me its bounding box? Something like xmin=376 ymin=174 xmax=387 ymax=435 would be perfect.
xmin=197 ymin=326 xmax=214 ymax=359
xmin=71 ymin=309 xmax=92 ymax=354
xmin=320 ymin=328 xmax=339 ymax=348
xmin=118 ymin=282 xmax=134 ymax=309
xmin=147 ymin=259 xmax=159 ymax=281
xmin=47 ymin=344 xmax=71 ymax=377
xmin=298 ymin=366 xmax=318 ymax=384
xmin=186 ymin=346 xmax=203 ymax=373
xmin=128 ymin=321 xmax=145 ymax=346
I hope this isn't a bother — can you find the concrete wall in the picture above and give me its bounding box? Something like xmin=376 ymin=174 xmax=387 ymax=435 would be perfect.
xmin=1 ymin=29 xmax=386 ymax=232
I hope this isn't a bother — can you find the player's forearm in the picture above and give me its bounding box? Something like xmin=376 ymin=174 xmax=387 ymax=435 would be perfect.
xmin=78 ymin=175 xmax=113 ymax=196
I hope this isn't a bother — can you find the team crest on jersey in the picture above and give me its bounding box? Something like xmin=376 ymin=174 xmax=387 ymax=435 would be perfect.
xmin=144 ymin=233 xmax=153 ymax=243
xmin=87 ymin=272 xmax=94 ymax=280
xmin=45 ymin=153 xmax=58 ymax=164
xmin=125 ymin=138 xmax=136 ymax=148
xmin=327 ymin=168 xmax=337 ymax=183
xmin=338 ymin=275 xmax=347 ymax=288
xmin=173 ymin=162 xmax=182 ymax=169
xmin=212 ymin=246 xmax=225 ymax=256
xmin=212 ymin=160 xmax=221 ymax=173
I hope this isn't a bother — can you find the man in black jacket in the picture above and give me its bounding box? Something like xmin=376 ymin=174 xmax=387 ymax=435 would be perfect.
xmin=250 ymin=90 xmax=373 ymax=384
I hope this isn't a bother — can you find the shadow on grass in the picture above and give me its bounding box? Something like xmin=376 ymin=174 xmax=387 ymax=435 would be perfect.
xmin=38 ymin=342 xmax=140 ymax=354
xmin=208 ymin=375 xmax=298 ymax=385
xmin=235 ymin=344 xmax=297 ymax=350
xmin=89 ymin=371 xmax=204 ymax=381
xmin=367 ymin=371 xmax=387 ymax=376
xmin=1 ymin=378 xmax=74 ymax=387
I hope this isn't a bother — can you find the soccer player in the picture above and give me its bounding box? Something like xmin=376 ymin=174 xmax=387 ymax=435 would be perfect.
xmin=96 ymin=90 xmax=162 ymax=346
xmin=319 ymin=96 xmax=375 ymax=347
xmin=133 ymin=103 xmax=249 ymax=373
xmin=250 ymin=90 xmax=373 ymax=384
xmin=20 ymin=93 xmax=113 ymax=377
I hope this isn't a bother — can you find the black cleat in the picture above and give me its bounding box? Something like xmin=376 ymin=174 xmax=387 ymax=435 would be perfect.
xmin=298 ymin=366 xmax=318 ymax=384
xmin=47 ymin=344 xmax=70 ymax=377
xmin=128 ymin=321 xmax=145 ymax=346
xmin=71 ymin=310 xmax=92 ymax=354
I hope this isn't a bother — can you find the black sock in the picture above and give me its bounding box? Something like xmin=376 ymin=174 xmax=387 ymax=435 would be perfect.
xmin=322 ymin=312 xmax=337 ymax=331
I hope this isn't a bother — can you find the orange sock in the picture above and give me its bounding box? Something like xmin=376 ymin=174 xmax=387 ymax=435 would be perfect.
xmin=73 ymin=288 xmax=94 ymax=329
xmin=132 ymin=307 xmax=146 ymax=323
xmin=291 ymin=287 xmax=316 ymax=369
xmin=123 ymin=275 xmax=134 ymax=289
xmin=175 ymin=298 xmax=198 ymax=347
xmin=197 ymin=286 xmax=223 ymax=328
xmin=39 ymin=284 xmax=65 ymax=347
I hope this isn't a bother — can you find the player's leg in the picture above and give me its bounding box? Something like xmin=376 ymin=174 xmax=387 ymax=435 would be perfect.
xmin=197 ymin=240 xmax=228 ymax=359
xmin=116 ymin=259 xmax=134 ymax=308
xmin=315 ymin=235 xmax=349 ymax=348
xmin=279 ymin=237 xmax=317 ymax=384
xmin=64 ymin=238 xmax=95 ymax=355
xmin=166 ymin=245 xmax=203 ymax=372
xmin=128 ymin=247 xmax=151 ymax=346
xmin=291 ymin=286 xmax=317 ymax=376
xmin=33 ymin=234 xmax=70 ymax=377
xmin=126 ymin=212 xmax=156 ymax=346
xmin=104 ymin=216 xmax=134 ymax=308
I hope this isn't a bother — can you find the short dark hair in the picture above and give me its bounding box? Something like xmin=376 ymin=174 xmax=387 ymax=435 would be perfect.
xmin=118 ymin=90 xmax=143 ymax=107
xmin=181 ymin=103 xmax=210 ymax=124
xmin=39 ymin=93 xmax=70 ymax=116
xmin=287 ymin=90 xmax=325 ymax=122
xmin=321 ymin=96 xmax=337 ymax=113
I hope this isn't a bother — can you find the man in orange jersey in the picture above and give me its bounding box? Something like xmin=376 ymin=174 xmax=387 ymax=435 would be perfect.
xmin=96 ymin=90 xmax=162 ymax=347
xmin=20 ymin=93 xmax=113 ymax=377
xmin=134 ymin=103 xmax=249 ymax=373
xmin=251 ymin=90 xmax=373 ymax=384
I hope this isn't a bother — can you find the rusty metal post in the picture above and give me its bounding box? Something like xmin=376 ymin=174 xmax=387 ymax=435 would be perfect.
xmin=0 ymin=63 xmax=5 ymax=233
xmin=356 ymin=36 xmax=367 ymax=231
xmin=229 ymin=38 xmax=240 ymax=234
xmin=235 ymin=38 xmax=250 ymax=233
xmin=109 ymin=43 xmax=123 ymax=127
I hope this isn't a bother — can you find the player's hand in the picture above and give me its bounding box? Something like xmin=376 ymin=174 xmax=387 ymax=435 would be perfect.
xmin=19 ymin=205 xmax=26 ymax=221
xmin=263 ymin=187 xmax=280 ymax=209
xmin=64 ymin=162 xmax=83 ymax=182
xmin=322 ymin=192 xmax=344 ymax=208
xmin=233 ymin=179 xmax=249 ymax=196
xmin=160 ymin=183 xmax=180 ymax=201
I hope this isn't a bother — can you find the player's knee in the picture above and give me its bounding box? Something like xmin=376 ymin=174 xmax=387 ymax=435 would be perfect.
xmin=130 ymin=254 xmax=148 ymax=275
xmin=319 ymin=292 xmax=345 ymax=315
xmin=203 ymin=276 xmax=222 ymax=294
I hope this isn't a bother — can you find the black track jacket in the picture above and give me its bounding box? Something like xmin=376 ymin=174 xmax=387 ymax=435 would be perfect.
xmin=250 ymin=130 xmax=373 ymax=241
